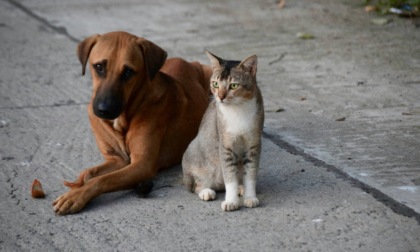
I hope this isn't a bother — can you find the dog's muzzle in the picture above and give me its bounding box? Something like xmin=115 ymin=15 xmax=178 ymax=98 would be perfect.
xmin=93 ymin=95 xmax=123 ymax=120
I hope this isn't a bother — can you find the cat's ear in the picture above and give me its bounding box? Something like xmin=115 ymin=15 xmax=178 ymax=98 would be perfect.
xmin=239 ymin=55 xmax=258 ymax=77
xmin=205 ymin=50 xmax=223 ymax=69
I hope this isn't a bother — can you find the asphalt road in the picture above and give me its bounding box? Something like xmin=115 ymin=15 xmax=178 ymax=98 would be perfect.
xmin=1 ymin=0 xmax=419 ymax=251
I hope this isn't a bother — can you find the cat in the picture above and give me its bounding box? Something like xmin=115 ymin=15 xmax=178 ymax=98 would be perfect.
xmin=182 ymin=51 xmax=264 ymax=211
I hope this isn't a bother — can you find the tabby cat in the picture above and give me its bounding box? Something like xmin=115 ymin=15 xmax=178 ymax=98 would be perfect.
xmin=182 ymin=51 xmax=264 ymax=211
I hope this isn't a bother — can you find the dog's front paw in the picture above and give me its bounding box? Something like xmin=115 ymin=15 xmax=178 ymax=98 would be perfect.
xmin=221 ymin=200 xmax=240 ymax=211
xmin=52 ymin=188 xmax=90 ymax=215
xmin=63 ymin=170 xmax=92 ymax=189
xmin=198 ymin=188 xmax=216 ymax=201
xmin=244 ymin=197 xmax=259 ymax=208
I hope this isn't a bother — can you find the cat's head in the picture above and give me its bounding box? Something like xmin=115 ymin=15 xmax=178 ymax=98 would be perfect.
xmin=206 ymin=51 xmax=258 ymax=105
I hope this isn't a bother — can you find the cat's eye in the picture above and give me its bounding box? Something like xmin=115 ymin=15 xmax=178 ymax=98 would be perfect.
xmin=229 ymin=83 xmax=239 ymax=90
xmin=212 ymin=81 xmax=219 ymax=88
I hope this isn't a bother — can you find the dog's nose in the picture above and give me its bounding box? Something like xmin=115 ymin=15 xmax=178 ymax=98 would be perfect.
xmin=93 ymin=99 xmax=123 ymax=120
xmin=96 ymin=102 xmax=112 ymax=118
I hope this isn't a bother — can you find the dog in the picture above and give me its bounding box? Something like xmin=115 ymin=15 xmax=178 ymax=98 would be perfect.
xmin=53 ymin=31 xmax=212 ymax=215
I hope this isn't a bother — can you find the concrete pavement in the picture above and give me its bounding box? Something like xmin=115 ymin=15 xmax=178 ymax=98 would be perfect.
xmin=1 ymin=0 xmax=419 ymax=251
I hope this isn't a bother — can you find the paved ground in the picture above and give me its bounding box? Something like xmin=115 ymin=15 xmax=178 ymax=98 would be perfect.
xmin=1 ymin=0 xmax=419 ymax=251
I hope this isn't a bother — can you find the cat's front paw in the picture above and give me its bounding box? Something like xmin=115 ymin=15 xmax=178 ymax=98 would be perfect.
xmin=221 ymin=200 xmax=240 ymax=211
xmin=198 ymin=188 xmax=216 ymax=201
xmin=244 ymin=197 xmax=259 ymax=208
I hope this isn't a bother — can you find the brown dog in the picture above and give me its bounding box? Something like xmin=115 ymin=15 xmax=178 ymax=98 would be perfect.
xmin=53 ymin=31 xmax=211 ymax=215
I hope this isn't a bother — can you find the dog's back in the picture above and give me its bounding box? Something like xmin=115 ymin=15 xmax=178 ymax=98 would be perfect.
xmin=153 ymin=58 xmax=212 ymax=170
xmin=161 ymin=58 xmax=212 ymax=93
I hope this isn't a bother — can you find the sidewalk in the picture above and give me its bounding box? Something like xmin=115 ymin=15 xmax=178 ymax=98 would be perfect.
xmin=1 ymin=0 xmax=419 ymax=251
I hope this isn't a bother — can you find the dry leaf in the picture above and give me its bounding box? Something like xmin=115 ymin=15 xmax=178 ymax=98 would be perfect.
xmin=31 ymin=179 xmax=46 ymax=198
xmin=365 ymin=5 xmax=376 ymax=12
xmin=278 ymin=0 xmax=285 ymax=9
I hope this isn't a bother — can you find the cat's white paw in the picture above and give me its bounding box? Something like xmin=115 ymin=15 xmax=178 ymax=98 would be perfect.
xmin=198 ymin=188 xmax=216 ymax=201
xmin=244 ymin=197 xmax=259 ymax=208
xmin=221 ymin=200 xmax=240 ymax=211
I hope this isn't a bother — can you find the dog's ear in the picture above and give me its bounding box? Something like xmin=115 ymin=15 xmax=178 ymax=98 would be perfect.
xmin=77 ymin=34 xmax=100 ymax=76
xmin=137 ymin=38 xmax=167 ymax=80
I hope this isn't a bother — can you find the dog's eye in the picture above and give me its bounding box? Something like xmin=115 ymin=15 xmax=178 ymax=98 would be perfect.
xmin=121 ymin=68 xmax=134 ymax=81
xmin=94 ymin=64 xmax=104 ymax=74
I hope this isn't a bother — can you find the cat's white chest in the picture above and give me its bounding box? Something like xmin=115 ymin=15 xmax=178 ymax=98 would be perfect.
xmin=218 ymin=98 xmax=257 ymax=135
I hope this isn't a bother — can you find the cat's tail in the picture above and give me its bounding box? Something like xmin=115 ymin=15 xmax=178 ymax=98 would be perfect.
xmin=183 ymin=176 xmax=194 ymax=192
xmin=182 ymin=156 xmax=195 ymax=193
xmin=182 ymin=170 xmax=195 ymax=193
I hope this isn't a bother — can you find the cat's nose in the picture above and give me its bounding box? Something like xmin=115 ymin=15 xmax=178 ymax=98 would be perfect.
xmin=218 ymin=93 xmax=227 ymax=101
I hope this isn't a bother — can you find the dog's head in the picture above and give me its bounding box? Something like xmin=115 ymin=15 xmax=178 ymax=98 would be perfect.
xmin=77 ymin=31 xmax=167 ymax=120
